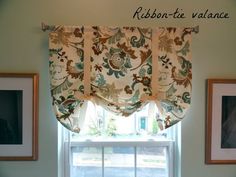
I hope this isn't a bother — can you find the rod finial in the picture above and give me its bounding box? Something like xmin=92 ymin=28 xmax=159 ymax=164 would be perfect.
xmin=192 ymin=25 xmax=199 ymax=34
xmin=41 ymin=22 xmax=50 ymax=32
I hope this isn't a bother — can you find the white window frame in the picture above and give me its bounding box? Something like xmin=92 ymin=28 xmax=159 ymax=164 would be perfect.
xmin=58 ymin=123 xmax=181 ymax=177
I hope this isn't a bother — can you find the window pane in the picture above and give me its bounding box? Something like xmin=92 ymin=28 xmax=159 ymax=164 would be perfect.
xmin=104 ymin=147 xmax=134 ymax=177
xmin=137 ymin=147 xmax=168 ymax=177
xmin=71 ymin=147 xmax=102 ymax=177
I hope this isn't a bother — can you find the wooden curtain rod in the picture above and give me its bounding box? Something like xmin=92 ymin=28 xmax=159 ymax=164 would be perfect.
xmin=41 ymin=22 xmax=199 ymax=33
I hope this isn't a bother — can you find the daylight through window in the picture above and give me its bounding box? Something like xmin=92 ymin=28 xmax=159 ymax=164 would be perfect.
xmin=61 ymin=102 xmax=180 ymax=177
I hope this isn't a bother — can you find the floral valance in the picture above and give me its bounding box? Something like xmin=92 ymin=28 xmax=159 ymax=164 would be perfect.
xmin=48 ymin=25 xmax=196 ymax=133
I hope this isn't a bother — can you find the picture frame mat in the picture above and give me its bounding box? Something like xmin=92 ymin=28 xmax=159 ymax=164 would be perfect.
xmin=0 ymin=77 xmax=33 ymax=156
xmin=211 ymin=83 xmax=236 ymax=160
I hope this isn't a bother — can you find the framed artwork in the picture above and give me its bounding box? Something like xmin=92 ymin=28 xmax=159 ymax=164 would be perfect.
xmin=206 ymin=79 xmax=236 ymax=164
xmin=0 ymin=73 xmax=38 ymax=160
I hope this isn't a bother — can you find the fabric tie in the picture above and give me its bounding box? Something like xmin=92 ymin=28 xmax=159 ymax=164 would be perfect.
xmin=82 ymin=27 xmax=92 ymax=99
xmin=141 ymin=28 xmax=166 ymax=102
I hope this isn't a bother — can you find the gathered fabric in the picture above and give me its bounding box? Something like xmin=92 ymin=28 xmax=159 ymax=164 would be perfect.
xmin=49 ymin=26 xmax=193 ymax=133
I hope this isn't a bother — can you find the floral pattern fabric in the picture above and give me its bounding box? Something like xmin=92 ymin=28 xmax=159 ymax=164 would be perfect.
xmin=49 ymin=26 xmax=193 ymax=132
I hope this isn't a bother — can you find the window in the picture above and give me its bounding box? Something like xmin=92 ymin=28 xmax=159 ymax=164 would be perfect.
xmin=59 ymin=102 xmax=180 ymax=177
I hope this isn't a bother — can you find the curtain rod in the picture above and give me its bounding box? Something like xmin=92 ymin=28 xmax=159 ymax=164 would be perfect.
xmin=41 ymin=22 xmax=199 ymax=33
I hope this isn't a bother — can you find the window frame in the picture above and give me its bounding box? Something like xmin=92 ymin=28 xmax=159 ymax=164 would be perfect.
xmin=59 ymin=123 xmax=181 ymax=177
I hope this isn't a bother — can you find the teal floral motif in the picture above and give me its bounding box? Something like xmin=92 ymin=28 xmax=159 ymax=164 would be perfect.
xmin=49 ymin=48 xmax=63 ymax=57
xmin=125 ymin=90 xmax=140 ymax=103
xmin=161 ymin=98 xmax=184 ymax=116
xmin=54 ymin=94 xmax=81 ymax=120
xmin=182 ymin=92 xmax=191 ymax=104
xmin=51 ymin=77 xmax=73 ymax=95
xmin=171 ymin=56 xmax=192 ymax=88
xmin=166 ymin=85 xmax=177 ymax=97
xmin=107 ymin=29 xmax=125 ymax=44
xmin=130 ymin=35 xmax=145 ymax=48
xmin=130 ymin=28 xmax=151 ymax=48
xmin=103 ymin=47 xmax=132 ymax=78
xmin=66 ymin=60 xmax=84 ymax=80
xmin=95 ymin=74 xmax=106 ymax=87
xmin=177 ymin=41 xmax=190 ymax=56
xmin=75 ymin=62 xmax=84 ymax=70
xmin=138 ymin=68 xmax=146 ymax=77
xmin=178 ymin=56 xmax=192 ymax=76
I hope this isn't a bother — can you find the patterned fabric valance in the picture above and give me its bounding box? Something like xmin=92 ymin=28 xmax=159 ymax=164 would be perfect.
xmin=49 ymin=25 xmax=195 ymax=133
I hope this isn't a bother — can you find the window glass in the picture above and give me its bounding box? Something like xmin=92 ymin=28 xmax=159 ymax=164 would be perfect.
xmin=137 ymin=147 xmax=168 ymax=177
xmin=104 ymin=147 xmax=135 ymax=177
xmin=71 ymin=147 xmax=102 ymax=177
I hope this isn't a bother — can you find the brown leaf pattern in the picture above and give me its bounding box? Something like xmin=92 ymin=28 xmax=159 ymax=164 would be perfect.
xmin=158 ymin=34 xmax=173 ymax=53
xmin=50 ymin=27 xmax=73 ymax=47
xmin=117 ymin=42 xmax=137 ymax=59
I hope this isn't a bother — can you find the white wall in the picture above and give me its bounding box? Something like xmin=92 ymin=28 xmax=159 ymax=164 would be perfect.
xmin=0 ymin=0 xmax=236 ymax=177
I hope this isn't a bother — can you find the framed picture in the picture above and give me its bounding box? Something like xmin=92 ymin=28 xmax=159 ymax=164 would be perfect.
xmin=206 ymin=79 xmax=236 ymax=164
xmin=0 ymin=73 xmax=38 ymax=160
